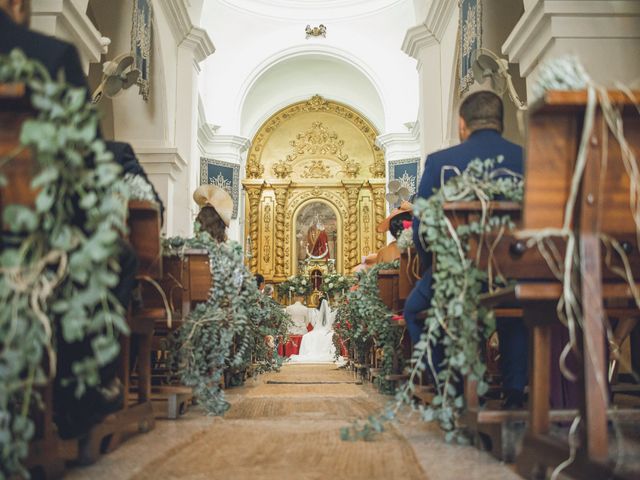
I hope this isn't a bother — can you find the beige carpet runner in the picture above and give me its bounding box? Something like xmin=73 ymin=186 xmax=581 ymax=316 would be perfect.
xmin=133 ymin=365 xmax=427 ymax=480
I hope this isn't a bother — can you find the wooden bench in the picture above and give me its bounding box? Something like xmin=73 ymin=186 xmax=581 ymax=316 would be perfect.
xmin=472 ymin=90 xmax=640 ymax=478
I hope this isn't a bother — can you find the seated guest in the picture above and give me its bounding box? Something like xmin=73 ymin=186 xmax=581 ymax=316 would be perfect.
xmin=404 ymin=90 xmax=528 ymax=408
xmin=0 ymin=0 xmax=147 ymax=435
xmin=375 ymin=201 xmax=412 ymax=263
xmin=106 ymin=141 xmax=165 ymax=225
xmin=263 ymin=284 xmax=274 ymax=298
xmin=0 ymin=0 xmax=88 ymax=91
xmin=193 ymin=184 xmax=233 ymax=242
xmin=286 ymin=295 xmax=310 ymax=335
xmin=255 ymin=273 xmax=265 ymax=292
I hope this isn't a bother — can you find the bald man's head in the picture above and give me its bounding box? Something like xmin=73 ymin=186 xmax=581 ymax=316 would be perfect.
xmin=0 ymin=0 xmax=31 ymax=27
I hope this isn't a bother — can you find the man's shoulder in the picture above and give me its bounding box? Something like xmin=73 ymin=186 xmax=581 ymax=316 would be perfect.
xmin=1 ymin=21 xmax=71 ymax=59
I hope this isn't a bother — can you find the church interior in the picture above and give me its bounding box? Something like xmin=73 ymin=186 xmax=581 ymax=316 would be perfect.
xmin=1 ymin=0 xmax=640 ymax=479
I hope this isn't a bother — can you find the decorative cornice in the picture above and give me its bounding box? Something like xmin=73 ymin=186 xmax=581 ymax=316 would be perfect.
xmin=503 ymin=0 xmax=640 ymax=76
xmin=131 ymin=145 xmax=187 ymax=180
xmin=375 ymin=131 xmax=421 ymax=162
xmin=401 ymin=0 xmax=456 ymax=60
xmin=31 ymin=0 xmax=109 ymax=67
xmin=160 ymin=0 xmax=215 ymax=66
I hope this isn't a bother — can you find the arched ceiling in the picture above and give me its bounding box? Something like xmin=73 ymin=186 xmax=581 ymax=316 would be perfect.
xmin=218 ymin=0 xmax=405 ymax=21
xmin=241 ymin=54 xmax=385 ymax=137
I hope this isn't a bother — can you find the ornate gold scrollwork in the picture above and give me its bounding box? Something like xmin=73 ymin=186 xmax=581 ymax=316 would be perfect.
xmin=246 ymin=153 xmax=264 ymax=179
xmin=272 ymin=160 xmax=292 ymax=179
xmin=372 ymin=186 xmax=386 ymax=250
xmin=263 ymin=204 xmax=272 ymax=263
xmin=345 ymin=186 xmax=360 ymax=269
xmin=301 ymin=160 xmax=332 ymax=179
xmin=246 ymin=187 xmax=262 ymax=271
xmin=287 ymin=122 xmax=348 ymax=163
xmin=274 ymin=188 xmax=288 ymax=278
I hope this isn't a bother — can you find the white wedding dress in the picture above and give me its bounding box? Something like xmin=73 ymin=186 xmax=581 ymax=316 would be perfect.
xmin=288 ymin=301 xmax=341 ymax=364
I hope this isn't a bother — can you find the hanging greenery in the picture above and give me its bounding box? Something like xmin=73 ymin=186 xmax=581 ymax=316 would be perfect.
xmin=0 ymin=49 xmax=128 ymax=478
xmin=341 ymin=157 xmax=523 ymax=442
xmin=334 ymin=260 xmax=401 ymax=394
xmin=164 ymin=233 xmax=288 ymax=415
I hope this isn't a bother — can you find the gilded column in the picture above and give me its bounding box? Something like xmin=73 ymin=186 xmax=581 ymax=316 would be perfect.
xmin=245 ymin=185 xmax=263 ymax=272
xmin=370 ymin=180 xmax=387 ymax=250
xmin=273 ymin=184 xmax=290 ymax=279
xmin=344 ymin=184 xmax=361 ymax=270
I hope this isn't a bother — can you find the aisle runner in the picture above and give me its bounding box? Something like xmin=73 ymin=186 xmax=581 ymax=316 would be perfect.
xmin=133 ymin=365 xmax=427 ymax=480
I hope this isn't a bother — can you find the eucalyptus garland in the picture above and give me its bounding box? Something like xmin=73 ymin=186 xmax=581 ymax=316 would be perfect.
xmin=164 ymin=233 xmax=287 ymax=415
xmin=334 ymin=261 xmax=401 ymax=394
xmin=0 ymin=49 xmax=128 ymax=477
xmin=342 ymin=157 xmax=523 ymax=442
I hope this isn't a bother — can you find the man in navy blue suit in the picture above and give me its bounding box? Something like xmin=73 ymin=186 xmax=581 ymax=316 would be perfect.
xmin=404 ymin=90 xmax=528 ymax=408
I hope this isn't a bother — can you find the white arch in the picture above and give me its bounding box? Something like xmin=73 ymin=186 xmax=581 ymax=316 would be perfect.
xmin=235 ymin=44 xmax=388 ymax=133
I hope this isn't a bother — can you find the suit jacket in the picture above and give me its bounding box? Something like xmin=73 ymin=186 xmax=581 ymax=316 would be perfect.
xmin=412 ymin=129 xmax=524 ymax=289
xmin=105 ymin=141 xmax=165 ymax=226
xmin=0 ymin=10 xmax=88 ymax=91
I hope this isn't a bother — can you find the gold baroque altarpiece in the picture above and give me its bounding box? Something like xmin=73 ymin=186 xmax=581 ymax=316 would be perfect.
xmin=242 ymin=95 xmax=387 ymax=282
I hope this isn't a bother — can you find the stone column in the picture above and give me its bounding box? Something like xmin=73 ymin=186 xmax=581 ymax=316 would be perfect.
xmin=503 ymin=0 xmax=640 ymax=97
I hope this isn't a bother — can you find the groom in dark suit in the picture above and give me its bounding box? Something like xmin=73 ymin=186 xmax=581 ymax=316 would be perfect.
xmin=404 ymin=90 xmax=528 ymax=408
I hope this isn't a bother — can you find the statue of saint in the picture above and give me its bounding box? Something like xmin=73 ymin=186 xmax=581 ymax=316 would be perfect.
xmin=306 ymin=216 xmax=329 ymax=260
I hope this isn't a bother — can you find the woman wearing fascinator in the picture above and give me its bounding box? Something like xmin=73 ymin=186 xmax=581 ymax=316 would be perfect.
xmin=193 ymin=184 xmax=234 ymax=242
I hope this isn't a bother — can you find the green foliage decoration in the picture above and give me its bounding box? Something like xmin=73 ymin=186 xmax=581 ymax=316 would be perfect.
xmin=163 ymin=233 xmax=289 ymax=415
xmin=341 ymin=157 xmax=523 ymax=442
xmin=276 ymin=274 xmax=312 ymax=298
xmin=334 ymin=261 xmax=401 ymax=394
xmin=0 ymin=49 xmax=128 ymax=478
xmin=319 ymin=272 xmax=353 ymax=300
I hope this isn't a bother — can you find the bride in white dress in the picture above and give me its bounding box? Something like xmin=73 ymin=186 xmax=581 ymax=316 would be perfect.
xmin=288 ymin=298 xmax=340 ymax=363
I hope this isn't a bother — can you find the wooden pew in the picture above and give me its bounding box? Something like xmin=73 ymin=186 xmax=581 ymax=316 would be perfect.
xmin=75 ymin=201 xmax=161 ymax=464
xmin=463 ymin=91 xmax=640 ymax=477
xmin=0 ymin=84 xmax=67 ymax=479
xmin=139 ymin=249 xmax=211 ymax=417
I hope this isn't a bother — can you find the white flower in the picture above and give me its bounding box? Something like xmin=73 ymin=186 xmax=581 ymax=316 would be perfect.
xmin=289 ymin=286 xmax=295 ymax=291
xmin=327 ymin=283 xmax=334 ymax=289
xmin=301 ymin=279 xmax=307 ymax=285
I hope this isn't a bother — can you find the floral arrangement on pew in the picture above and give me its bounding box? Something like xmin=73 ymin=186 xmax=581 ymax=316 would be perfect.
xmin=163 ymin=231 xmax=286 ymax=415
xmin=333 ymin=260 xmax=401 ymax=394
xmin=341 ymin=157 xmax=523 ymax=442
xmin=319 ymin=272 xmax=353 ymax=300
xmin=276 ymin=274 xmax=312 ymax=300
xmin=0 ymin=50 xmax=129 ymax=477
xmin=396 ymin=220 xmax=414 ymax=251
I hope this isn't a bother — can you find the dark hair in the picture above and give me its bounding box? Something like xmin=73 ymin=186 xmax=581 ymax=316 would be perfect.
xmin=389 ymin=212 xmax=412 ymax=240
xmin=459 ymin=91 xmax=503 ymax=133
xmin=316 ymin=297 xmax=327 ymax=311
xmin=255 ymin=273 xmax=265 ymax=288
xmin=196 ymin=206 xmax=226 ymax=242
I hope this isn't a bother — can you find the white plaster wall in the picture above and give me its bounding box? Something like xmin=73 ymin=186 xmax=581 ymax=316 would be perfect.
xmin=199 ymin=0 xmax=419 ymax=136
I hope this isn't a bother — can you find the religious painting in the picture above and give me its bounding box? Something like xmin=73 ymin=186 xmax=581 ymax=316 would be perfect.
xmin=199 ymin=157 xmax=240 ymax=219
xmin=459 ymin=0 xmax=482 ymax=94
xmin=131 ymin=0 xmax=153 ymax=101
xmin=295 ymin=202 xmax=338 ymax=263
xmin=389 ymin=158 xmax=419 ymax=200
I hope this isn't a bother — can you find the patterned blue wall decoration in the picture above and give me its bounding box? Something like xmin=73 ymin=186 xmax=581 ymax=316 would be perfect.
xmin=459 ymin=0 xmax=482 ymax=94
xmin=389 ymin=158 xmax=419 ymax=200
xmin=200 ymin=158 xmax=240 ymax=219
xmin=131 ymin=0 xmax=152 ymax=101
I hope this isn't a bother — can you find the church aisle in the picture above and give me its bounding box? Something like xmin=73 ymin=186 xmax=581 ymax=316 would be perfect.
xmin=63 ymin=365 xmax=519 ymax=480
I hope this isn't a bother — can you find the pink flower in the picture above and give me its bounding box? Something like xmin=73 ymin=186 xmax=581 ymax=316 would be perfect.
xmin=402 ymin=220 xmax=412 ymax=230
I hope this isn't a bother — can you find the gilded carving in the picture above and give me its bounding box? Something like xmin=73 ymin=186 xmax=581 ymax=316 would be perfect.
xmin=274 ymin=189 xmax=288 ymax=277
xmin=301 ymin=160 xmax=331 ymax=179
xmin=342 ymin=158 xmax=360 ymax=178
xmin=345 ymin=186 xmax=360 ymax=269
xmin=311 ymin=186 xmax=321 ymax=197
xmin=272 ymin=159 xmax=292 ymax=179
xmin=302 ymin=94 xmax=331 ymax=112
xmin=246 ymin=188 xmax=262 ymax=271
xmin=372 ymin=187 xmax=386 ymax=250
xmin=246 ymin=154 xmax=264 ymax=179
xmin=286 ymin=122 xmax=349 ymax=163
xmin=362 ymin=204 xmax=371 ymax=255
xmin=263 ymin=204 xmax=272 ymax=264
